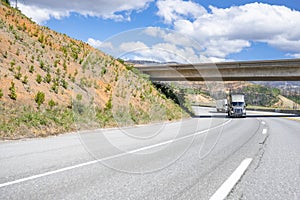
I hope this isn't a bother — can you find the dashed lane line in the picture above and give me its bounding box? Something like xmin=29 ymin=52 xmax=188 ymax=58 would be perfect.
xmin=209 ymin=158 xmax=253 ymax=200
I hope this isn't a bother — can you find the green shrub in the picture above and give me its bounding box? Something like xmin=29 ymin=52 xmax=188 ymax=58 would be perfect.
xmin=76 ymin=94 xmax=82 ymax=101
xmin=51 ymin=81 xmax=59 ymax=93
xmin=54 ymin=60 xmax=59 ymax=68
xmin=101 ymin=67 xmax=107 ymax=76
xmin=2 ymin=0 xmax=10 ymax=5
xmin=48 ymin=99 xmax=56 ymax=109
xmin=9 ymin=81 xmax=17 ymax=100
xmin=105 ymin=96 xmax=112 ymax=111
xmin=14 ymin=66 xmax=22 ymax=80
xmin=29 ymin=65 xmax=34 ymax=73
xmin=44 ymin=73 xmax=51 ymax=83
xmin=56 ymin=68 xmax=61 ymax=76
xmin=61 ymin=79 xmax=68 ymax=89
xmin=10 ymin=60 xmax=15 ymax=67
xmin=63 ymin=61 xmax=67 ymax=71
xmin=36 ymin=74 xmax=42 ymax=84
xmin=38 ymin=34 xmax=44 ymax=44
xmin=35 ymin=91 xmax=45 ymax=108
xmin=22 ymin=75 xmax=28 ymax=84
xmin=0 ymin=89 xmax=3 ymax=98
xmin=39 ymin=60 xmax=45 ymax=69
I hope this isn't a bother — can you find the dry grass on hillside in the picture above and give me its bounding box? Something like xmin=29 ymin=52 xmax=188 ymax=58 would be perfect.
xmin=0 ymin=2 xmax=187 ymax=139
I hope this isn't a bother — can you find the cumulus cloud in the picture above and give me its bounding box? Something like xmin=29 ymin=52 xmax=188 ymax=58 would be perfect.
xmin=87 ymin=38 xmax=103 ymax=49
xmin=156 ymin=1 xmax=300 ymax=59
xmin=156 ymin=0 xmax=206 ymax=24
xmin=13 ymin=0 xmax=154 ymax=24
xmin=288 ymin=53 xmax=300 ymax=58
xmin=143 ymin=27 xmax=203 ymax=51
xmin=119 ymin=41 xmax=149 ymax=52
xmin=11 ymin=3 xmax=69 ymax=24
xmin=116 ymin=40 xmax=216 ymax=63
xmin=87 ymin=38 xmax=113 ymax=50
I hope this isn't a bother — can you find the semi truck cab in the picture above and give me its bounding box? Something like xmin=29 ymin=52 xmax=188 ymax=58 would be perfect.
xmin=227 ymin=94 xmax=246 ymax=117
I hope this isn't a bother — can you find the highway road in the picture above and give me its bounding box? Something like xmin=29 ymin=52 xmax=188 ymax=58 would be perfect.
xmin=0 ymin=107 xmax=299 ymax=199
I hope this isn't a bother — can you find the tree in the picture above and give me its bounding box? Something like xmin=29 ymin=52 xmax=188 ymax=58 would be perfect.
xmin=35 ymin=91 xmax=45 ymax=108
xmin=0 ymin=89 xmax=3 ymax=98
xmin=9 ymin=81 xmax=17 ymax=100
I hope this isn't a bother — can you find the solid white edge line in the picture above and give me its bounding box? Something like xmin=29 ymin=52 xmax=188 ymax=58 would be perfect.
xmin=209 ymin=158 xmax=253 ymax=200
xmin=0 ymin=119 xmax=232 ymax=188
xmin=262 ymin=128 xmax=268 ymax=134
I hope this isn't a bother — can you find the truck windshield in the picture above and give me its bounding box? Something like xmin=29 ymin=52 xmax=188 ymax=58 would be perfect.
xmin=232 ymin=102 xmax=244 ymax=106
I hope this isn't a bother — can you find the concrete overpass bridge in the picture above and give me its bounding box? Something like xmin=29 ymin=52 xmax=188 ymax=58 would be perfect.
xmin=134 ymin=59 xmax=300 ymax=81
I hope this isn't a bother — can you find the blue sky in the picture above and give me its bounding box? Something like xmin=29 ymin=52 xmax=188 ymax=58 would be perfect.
xmin=13 ymin=0 xmax=300 ymax=63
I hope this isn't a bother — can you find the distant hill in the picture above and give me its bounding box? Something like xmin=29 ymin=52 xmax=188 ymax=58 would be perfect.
xmin=0 ymin=1 xmax=185 ymax=139
xmin=164 ymin=81 xmax=300 ymax=109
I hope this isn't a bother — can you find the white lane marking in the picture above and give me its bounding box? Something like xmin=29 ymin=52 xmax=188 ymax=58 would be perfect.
xmin=209 ymin=158 xmax=253 ymax=200
xmin=262 ymin=128 xmax=268 ymax=134
xmin=0 ymin=119 xmax=232 ymax=188
xmin=261 ymin=121 xmax=265 ymax=125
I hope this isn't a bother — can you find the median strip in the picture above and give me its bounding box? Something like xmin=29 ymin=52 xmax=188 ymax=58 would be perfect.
xmin=209 ymin=158 xmax=253 ymax=200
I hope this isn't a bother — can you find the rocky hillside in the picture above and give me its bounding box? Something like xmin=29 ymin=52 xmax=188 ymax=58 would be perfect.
xmin=0 ymin=1 xmax=185 ymax=139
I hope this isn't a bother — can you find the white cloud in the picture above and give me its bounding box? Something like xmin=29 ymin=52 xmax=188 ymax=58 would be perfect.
xmin=119 ymin=41 xmax=149 ymax=53
xmin=14 ymin=0 xmax=154 ymax=24
xmin=143 ymin=27 xmax=203 ymax=51
xmin=116 ymin=40 xmax=219 ymax=63
xmin=288 ymin=53 xmax=300 ymax=58
xmin=151 ymin=43 xmax=202 ymax=63
xmin=202 ymin=39 xmax=251 ymax=58
xmin=87 ymin=38 xmax=103 ymax=49
xmin=87 ymin=38 xmax=113 ymax=50
xmin=156 ymin=0 xmax=206 ymax=24
xmin=15 ymin=3 xmax=69 ymax=24
xmin=156 ymin=1 xmax=300 ymax=59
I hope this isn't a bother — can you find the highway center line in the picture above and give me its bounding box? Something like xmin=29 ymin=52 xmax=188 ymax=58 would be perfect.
xmin=209 ymin=158 xmax=253 ymax=200
xmin=0 ymin=119 xmax=232 ymax=188
xmin=262 ymin=128 xmax=268 ymax=134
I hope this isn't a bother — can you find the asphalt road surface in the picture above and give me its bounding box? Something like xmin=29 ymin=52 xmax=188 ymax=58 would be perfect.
xmin=0 ymin=107 xmax=299 ymax=200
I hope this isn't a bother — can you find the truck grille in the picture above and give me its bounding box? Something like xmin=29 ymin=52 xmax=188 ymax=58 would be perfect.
xmin=234 ymin=108 xmax=243 ymax=113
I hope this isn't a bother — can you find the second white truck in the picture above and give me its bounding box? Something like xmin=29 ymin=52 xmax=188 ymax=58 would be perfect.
xmin=216 ymin=99 xmax=228 ymax=112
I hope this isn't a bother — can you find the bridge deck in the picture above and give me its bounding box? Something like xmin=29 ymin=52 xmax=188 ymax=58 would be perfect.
xmin=135 ymin=59 xmax=300 ymax=81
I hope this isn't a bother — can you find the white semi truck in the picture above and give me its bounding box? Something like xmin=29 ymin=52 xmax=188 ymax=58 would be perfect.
xmin=227 ymin=93 xmax=246 ymax=117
